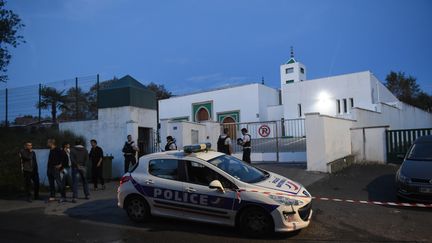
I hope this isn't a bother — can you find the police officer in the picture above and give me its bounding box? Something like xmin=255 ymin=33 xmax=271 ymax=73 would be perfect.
xmin=217 ymin=128 xmax=232 ymax=155
xmin=165 ymin=136 xmax=177 ymax=151
xmin=122 ymin=135 xmax=138 ymax=173
xmin=239 ymin=128 xmax=252 ymax=163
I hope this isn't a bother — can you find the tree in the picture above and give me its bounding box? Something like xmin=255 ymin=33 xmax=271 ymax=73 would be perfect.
xmin=58 ymin=87 xmax=91 ymax=121
xmin=0 ymin=0 xmax=25 ymax=82
xmin=144 ymin=82 xmax=172 ymax=100
xmin=385 ymin=71 xmax=432 ymax=112
xmin=36 ymin=87 xmax=68 ymax=123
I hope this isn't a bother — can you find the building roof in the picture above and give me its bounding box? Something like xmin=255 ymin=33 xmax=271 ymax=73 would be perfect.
xmin=286 ymin=58 xmax=296 ymax=64
xmin=163 ymin=82 xmax=278 ymax=100
xmin=102 ymin=75 xmax=147 ymax=90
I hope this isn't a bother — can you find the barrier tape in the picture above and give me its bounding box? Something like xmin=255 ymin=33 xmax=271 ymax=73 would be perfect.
xmin=237 ymin=189 xmax=432 ymax=208
xmin=312 ymin=196 xmax=432 ymax=208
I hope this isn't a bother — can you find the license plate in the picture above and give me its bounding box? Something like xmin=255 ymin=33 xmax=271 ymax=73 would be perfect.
xmin=419 ymin=187 xmax=432 ymax=193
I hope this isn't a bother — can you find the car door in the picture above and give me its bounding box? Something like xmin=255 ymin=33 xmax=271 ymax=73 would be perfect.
xmin=181 ymin=160 xmax=238 ymax=225
xmin=143 ymin=158 xmax=186 ymax=218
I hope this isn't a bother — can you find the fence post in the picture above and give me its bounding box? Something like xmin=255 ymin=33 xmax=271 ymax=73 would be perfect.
xmin=275 ymin=121 xmax=279 ymax=162
xmin=5 ymin=88 xmax=8 ymax=127
xmin=38 ymin=84 xmax=42 ymax=123
xmin=75 ymin=77 xmax=78 ymax=120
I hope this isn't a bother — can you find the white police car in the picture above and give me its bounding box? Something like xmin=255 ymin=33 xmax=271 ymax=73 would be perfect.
xmin=117 ymin=143 xmax=312 ymax=235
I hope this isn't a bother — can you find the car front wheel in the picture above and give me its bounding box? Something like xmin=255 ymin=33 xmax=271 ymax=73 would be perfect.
xmin=238 ymin=207 xmax=274 ymax=237
xmin=126 ymin=196 xmax=150 ymax=222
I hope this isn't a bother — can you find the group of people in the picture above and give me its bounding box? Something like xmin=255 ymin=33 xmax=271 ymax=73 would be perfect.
xmin=217 ymin=127 xmax=251 ymax=163
xmin=163 ymin=127 xmax=251 ymax=163
xmin=19 ymin=138 xmax=105 ymax=203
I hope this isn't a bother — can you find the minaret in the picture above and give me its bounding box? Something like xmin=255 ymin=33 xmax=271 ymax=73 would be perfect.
xmin=280 ymin=46 xmax=307 ymax=86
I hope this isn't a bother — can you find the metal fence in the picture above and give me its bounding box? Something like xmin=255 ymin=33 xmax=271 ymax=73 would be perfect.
xmin=221 ymin=118 xmax=306 ymax=155
xmin=386 ymin=128 xmax=432 ymax=163
xmin=0 ymin=75 xmax=99 ymax=127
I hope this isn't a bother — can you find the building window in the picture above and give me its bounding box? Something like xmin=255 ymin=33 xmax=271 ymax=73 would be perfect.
xmin=286 ymin=80 xmax=294 ymax=84
xmin=300 ymin=67 xmax=305 ymax=74
xmin=285 ymin=67 xmax=294 ymax=74
xmin=343 ymin=99 xmax=347 ymax=113
xmin=298 ymin=104 xmax=302 ymax=117
xmin=336 ymin=99 xmax=341 ymax=114
xmin=350 ymin=98 xmax=354 ymax=108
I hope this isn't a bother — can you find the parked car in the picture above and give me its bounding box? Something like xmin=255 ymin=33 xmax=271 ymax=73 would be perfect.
xmin=396 ymin=135 xmax=432 ymax=202
xmin=117 ymin=143 xmax=313 ymax=236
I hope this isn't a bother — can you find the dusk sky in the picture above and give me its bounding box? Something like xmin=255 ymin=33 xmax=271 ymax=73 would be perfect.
xmin=2 ymin=0 xmax=432 ymax=95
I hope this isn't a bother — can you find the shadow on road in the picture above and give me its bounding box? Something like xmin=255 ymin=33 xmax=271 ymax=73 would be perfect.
xmin=64 ymin=199 xmax=300 ymax=240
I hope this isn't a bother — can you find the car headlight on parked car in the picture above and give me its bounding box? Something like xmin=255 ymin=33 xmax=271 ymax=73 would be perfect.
xmin=269 ymin=195 xmax=304 ymax=206
xmin=397 ymin=171 xmax=411 ymax=184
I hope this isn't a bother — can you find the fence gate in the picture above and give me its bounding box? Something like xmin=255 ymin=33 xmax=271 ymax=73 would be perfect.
xmin=220 ymin=119 xmax=306 ymax=162
xmin=386 ymin=128 xmax=432 ymax=163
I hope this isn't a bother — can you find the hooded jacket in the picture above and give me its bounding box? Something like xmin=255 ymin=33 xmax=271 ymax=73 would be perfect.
xmin=70 ymin=145 xmax=89 ymax=168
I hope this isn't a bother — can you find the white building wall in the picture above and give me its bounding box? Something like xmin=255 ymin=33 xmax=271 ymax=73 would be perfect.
xmin=305 ymin=113 xmax=354 ymax=172
xmin=159 ymin=83 xmax=279 ymax=123
xmin=352 ymin=103 xmax=432 ymax=129
xmin=267 ymin=105 xmax=284 ymax=121
xmin=282 ymin=71 xmax=375 ymax=120
xmin=59 ymin=106 xmax=157 ymax=177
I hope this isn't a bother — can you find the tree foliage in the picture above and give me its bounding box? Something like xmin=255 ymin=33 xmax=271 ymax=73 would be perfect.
xmin=36 ymin=87 xmax=68 ymax=123
xmin=0 ymin=0 xmax=25 ymax=82
xmin=385 ymin=71 xmax=432 ymax=112
xmin=144 ymin=82 xmax=172 ymax=100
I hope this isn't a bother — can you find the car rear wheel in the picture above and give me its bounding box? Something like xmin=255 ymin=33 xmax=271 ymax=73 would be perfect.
xmin=238 ymin=207 xmax=274 ymax=237
xmin=126 ymin=196 xmax=150 ymax=222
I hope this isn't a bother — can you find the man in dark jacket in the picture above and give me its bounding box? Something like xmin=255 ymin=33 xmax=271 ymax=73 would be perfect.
xmin=70 ymin=139 xmax=90 ymax=203
xmin=18 ymin=142 xmax=39 ymax=202
xmin=122 ymin=135 xmax=138 ymax=173
xmin=89 ymin=139 xmax=104 ymax=190
xmin=47 ymin=138 xmax=66 ymax=202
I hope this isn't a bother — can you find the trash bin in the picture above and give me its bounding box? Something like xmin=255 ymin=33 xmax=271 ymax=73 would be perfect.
xmin=103 ymin=155 xmax=113 ymax=180
xmin=86 ymin=155 xmax=113 ymax=180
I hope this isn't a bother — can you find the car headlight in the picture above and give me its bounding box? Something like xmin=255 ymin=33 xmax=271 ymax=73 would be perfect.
xmin=269 ymin=195 xmax=304 ymax=206
xmin=397 ymin=171 xmax=411 ymax=183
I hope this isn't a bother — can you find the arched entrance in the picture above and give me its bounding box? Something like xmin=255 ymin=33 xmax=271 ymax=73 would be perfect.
xmin=196 ymin=107 xmax=210 ymax=122
xmin=222 ymin=116 xmax=237 ymax=139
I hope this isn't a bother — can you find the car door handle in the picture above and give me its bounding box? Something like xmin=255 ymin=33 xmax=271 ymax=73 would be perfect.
xmin=145 ymin=179 xmax=154 ymax=185
xmin=185 ymin=187 xmax=196 ymax=192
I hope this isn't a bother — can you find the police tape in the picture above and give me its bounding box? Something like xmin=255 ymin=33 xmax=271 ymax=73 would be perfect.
xmin=311 ymin=196 xmax=432 ymax=208
xmin=237 ymin=189 xmax=432 ymax=208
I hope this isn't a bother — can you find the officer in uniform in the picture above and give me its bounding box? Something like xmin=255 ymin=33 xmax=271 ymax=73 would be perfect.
xmin=122 ymin=135 xmax=139 ymax=173
xmin=217 ymin=128 xmax=232 ymax=155
xmin=239 ymin=128 xmax=251 ymax=163
xmin=165 ymin=136 xmax=177 ymax=151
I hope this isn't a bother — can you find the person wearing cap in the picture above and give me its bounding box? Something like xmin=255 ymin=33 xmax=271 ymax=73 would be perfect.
xmin=239 ymin=128 xmax=252 ymax=163
xmin=165 ymin=136 xmax=177 ymax=151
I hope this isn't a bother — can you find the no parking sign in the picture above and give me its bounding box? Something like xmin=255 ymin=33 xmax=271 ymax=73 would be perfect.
xmin=258 ymin=124 xmax=271 ymax=137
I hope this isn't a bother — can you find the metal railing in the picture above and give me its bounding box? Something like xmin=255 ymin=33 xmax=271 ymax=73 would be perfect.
xmin=220 ymin=118 xmax=306 ymax=160
xmin=0 ymin=75 xmax=100 ymax=127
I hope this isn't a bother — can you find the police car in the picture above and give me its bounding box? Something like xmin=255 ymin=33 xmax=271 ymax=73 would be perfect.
xmin=117 ymin=143 xmax=312 ymax=235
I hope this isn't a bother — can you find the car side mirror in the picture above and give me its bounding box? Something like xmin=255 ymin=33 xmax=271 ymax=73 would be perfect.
xmin=209 ymin=180 xmax=225 ymax=193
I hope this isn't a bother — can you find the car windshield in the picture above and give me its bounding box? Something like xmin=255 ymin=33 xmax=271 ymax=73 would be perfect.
xmin=407 ymin=143 xmax=432 ymax=161
xmin=208 ymin=155 xmax=269 ymax=183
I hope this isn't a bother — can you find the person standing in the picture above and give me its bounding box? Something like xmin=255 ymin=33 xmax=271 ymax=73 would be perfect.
xmin=70 ymin=139 xmax=90 ymax=202
xmin=18 ymin=142 xmax=40 ymax=202
xmin=61 ymin=142 xmax=72 ymax=190
xmin=239 ymin=128 xmax=252 ymax=163
xmin=217 ymin=128 xmax=232 ymax=155
xmin=122 ymin=135 xmax=139 ymax=173
xmin=89 ymin=139 xmax=104 ymax=190
xmin=47 ymin=139 xmax=66 ymax=202
xmin=164 ymin=136 xmax=177 ymax=151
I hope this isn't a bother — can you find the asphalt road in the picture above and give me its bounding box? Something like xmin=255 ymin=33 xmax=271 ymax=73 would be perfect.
xmin=1 ymin=164 xmax=431 ymax=243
